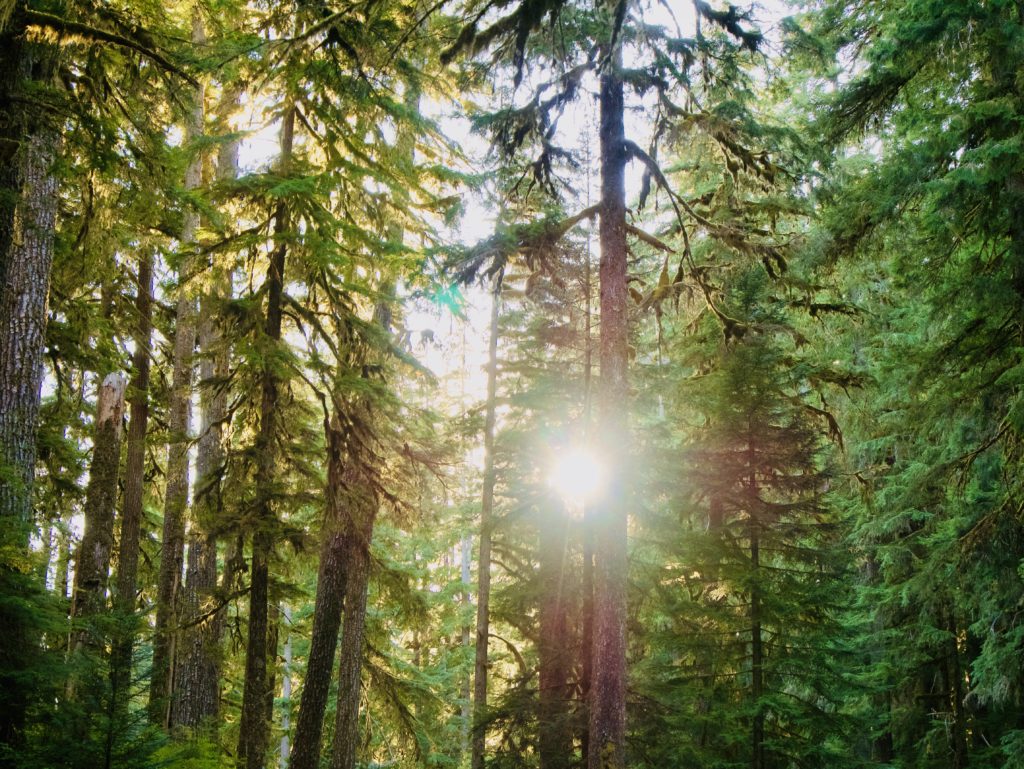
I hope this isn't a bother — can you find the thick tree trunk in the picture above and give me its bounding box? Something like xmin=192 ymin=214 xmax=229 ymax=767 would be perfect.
xmin=69 ymin=373 xmax=128 ymax=638
xmin=289 ymin=418 xmax=349 ymax=769
xmin=110 ymin=250 xmax=154 ymax=711
xmin=0 ymin=23 xmax=59 ymax=541
xmin=0 ymin=36 xmax=61 ymax=749
xmin=588 ymin=38 xmax=629 ymax=769
xmin=175 ymin=111 xmax=238 ymax=733
xmin=238 ymin=101 xmax=295 ymax=769
xmin=471 ymin=284 xmax=501 ymax=769
xmin=150 ymin=11 xmax=206 ymax=727
xmin=329 ymin=490 xmax=377 ymax=769
xmin=538 ymin=509 xmax=571 ymax=769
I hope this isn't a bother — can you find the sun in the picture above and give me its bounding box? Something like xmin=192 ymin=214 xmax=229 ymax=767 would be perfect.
xmin=549 ymin=447 xmax=605 ymax=506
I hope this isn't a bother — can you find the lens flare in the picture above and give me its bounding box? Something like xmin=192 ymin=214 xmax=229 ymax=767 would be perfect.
xmin=549 ymin=447 xmax=605 ymax=505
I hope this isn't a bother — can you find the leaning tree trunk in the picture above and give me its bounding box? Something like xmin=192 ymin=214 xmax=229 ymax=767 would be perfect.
xmin=538 ymin=505 xmax=572 ymax=769
xmin=589 ymin=29 xmax=629 ymax=769
xmin=289 ymin=416 xmax=350 ymax=769
xmin=471 ymin=282 xmax=501 ymax=769
xmin=109 ymin=249 xmax=153 ymax=711
xmin=174 ymin=99 xmax=239 ymax=732
xmin=237 ymin=100 xmax=295 ymax=769
xmin=150 ymin=10 xmax=206 ymax=727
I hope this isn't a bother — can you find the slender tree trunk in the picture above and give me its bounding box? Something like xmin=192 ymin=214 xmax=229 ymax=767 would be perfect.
xmin=150 ymin=11 xmax=206 ymax=727
xmin=749 ymin=516 xmax=764 ymax=769
xmin=55 ymin=516 xmax=72 ymax=600
xmin=944 ymin=609 xmax=968 ymax=769
xmin=589 ymin=32 xmax=629 ymax=769
xmin=175 ymin=107 xmax=238 ymax=732
xmin=110 ymin=249 xmax=154 ymax=712
xmin=538 ymin=507 xmax=571 ymax=769
xmin=579 ymin=228 xmax=594 ymax=766
xmin=69 ymin=373 xmax=128 ymax=639
xmin=472 ymin=283 xmax=501 ymax=769
xmin=289 ymin=417 xmax=349 ymax=769
xmin=280 ymin=604 xmax=293 ymax=767
xmin=461 ymin=533 xmax=472 ymax=757
xmin=238 ymin=100 xmax=295 ymax=769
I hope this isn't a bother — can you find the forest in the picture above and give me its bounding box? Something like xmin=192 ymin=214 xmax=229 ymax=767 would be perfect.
xmin=1 ymin=0 xmax=1023 ymax=768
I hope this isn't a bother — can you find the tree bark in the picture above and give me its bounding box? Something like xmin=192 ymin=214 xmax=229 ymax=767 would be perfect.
xmin=150 ymin=9 xmax=206 ymax=727
xmin=69 ymin=373 xmax=128 ymax=638
xmin=0 ymin=25 xmax=60 ymax=751
xmin=289 ymin=417 xmax=350 ymax=769
xmin=110 ymin=249 xmax=153 ymax=711
xmin=588 ymin=32 xmax=629 ymax=769
xmin=538 ymin=507 xmax=571 ymax=769
xmin=472 ymin=283 xmax=501 ymax=769
xmin=0 ymin=13 xmax=59 ymax=541
xmin=237 ymin=100 xmax=295 ymax=769
xmin=175 ymin=100 xmax=239 ymax=733
xmin=329 ymin=484 xmax=377 ymax=769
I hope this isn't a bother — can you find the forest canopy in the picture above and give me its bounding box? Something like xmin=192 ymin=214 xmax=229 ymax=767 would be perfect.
xmin=1 ymin=1 xmax=1023 ymax=768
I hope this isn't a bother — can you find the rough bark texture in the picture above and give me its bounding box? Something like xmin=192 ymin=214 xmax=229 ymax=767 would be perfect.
xmin=290 ymin=418 xmax=349 ymax=769
xmin=329 ymin=474 xmax=378 ymax=769
xmin=110 ymin=251 xmax=153 ymax=709
xmin=150 ymin=12 xmax=206 ymax=726
xmin=589 ymin=43 xmax=629 ymax=769
xmin=0 ymin=51 xmax=60 ymax=745
xmin=237 ymin=101 xmax=295 ymax=769
xmin=0 ymin=17 xmax=58 ymax=539
xmin=175 ymin=117 xmax=238 ymax=733
xmin=471 ymin=285 xmax=501 ymax=769
xmin=538 ymin=510 xmax=571 ymax=769
xmin=69 ymin=373 xmax=128 ymax=636
xmin=0 ymin=75 xmax=59 ymax=749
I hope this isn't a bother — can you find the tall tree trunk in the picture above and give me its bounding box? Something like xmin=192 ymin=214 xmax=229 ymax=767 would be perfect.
xmin=175 ymin=104 xmax=239 ymax=733
xmin=589 ymin=31 xmax=629 ymax=769
xmin=538 ymin=508 xmax=571 ymax=769
xmin=237 ymin=100 xmax=295 ymax=769
xmin=330 ymin=483 xmax=377 ymax=769
xmin=69 ymin=373 xmax=128 ymax=640
xmin=461 ymin=533 xmax=472 ymax=757
xmin=150 ymin=10 xmax=206 ymax=727
xmin=0 ymin=19 xmax=59 ymax=541
xmin=110 ymin=249 xmax=154 ymax=712
xmin=0 ymin=19 xmax=60 ymax=752
xmin=289 ymin=416 xmax=349 ymax=769
xmin=472 ymin=282 xmax=501 ymax=769
xmin=579 ymin=228 xmax=594 ymax=766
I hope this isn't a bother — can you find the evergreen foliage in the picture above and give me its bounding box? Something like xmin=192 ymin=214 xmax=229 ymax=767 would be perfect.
xmin=1 ymin=1 xmax=1021 ymax=768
